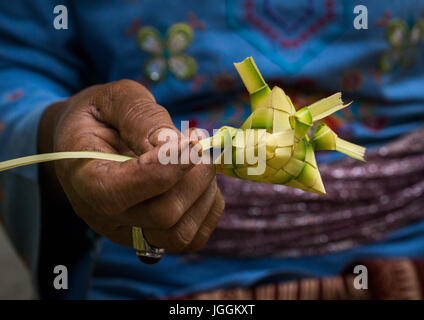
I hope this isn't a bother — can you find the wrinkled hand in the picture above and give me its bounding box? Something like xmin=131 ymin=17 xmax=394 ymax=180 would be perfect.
xmin=38 ymin=80 xmax=225 ymax=253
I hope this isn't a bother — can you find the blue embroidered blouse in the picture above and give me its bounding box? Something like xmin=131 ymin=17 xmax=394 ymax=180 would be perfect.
xmin=0 ymin=0 xmax=423 ymax=299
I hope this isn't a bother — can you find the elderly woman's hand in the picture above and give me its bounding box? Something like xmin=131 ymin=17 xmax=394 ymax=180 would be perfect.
xmin=38 ymin=79 xmax=225 ymax=253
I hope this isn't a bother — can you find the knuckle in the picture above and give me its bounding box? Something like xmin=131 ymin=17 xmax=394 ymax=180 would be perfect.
xmin=185 ymin=229 xmax=211 ymax=253
xmin=72 ymin=165 xmax=125 ymax=217
xmin=168 ymin=227 xmax=193 ymax=251
xmin=152 ymin=169 xmax=171 ymax=186
xmin=129 ymin=103 xmax=169 ymax=126
xmin=147 ymin=204 xmax=180 ymax=229
xmin=203 ymin=164 xmax=217 ymax=179
xmin=196 ymin=163 xmax=214 ymax=179
xmin=184 ymin=193 xmax=225 ymax=252
xmin=191 ymin=166 xmax=216 ymax=190
xmin=155 ymin=215 xmax=178 ymax=230
xmin=215 ymin=190 xmax=226 ymax=214
xmin=145 ymin=189 xmax=186 ymax=229
xmin=111 ymin=79 xmax=142 ymax=92
xmin=107 ymin=80 xmax=155 ymax=108
xmin=199 ymin=225 xmax=214 ymax=240
xmin=171 ymin=191 xmax=186 ymax=218
xmin=152 ymin=105 xmax=169 ymax=118
xmin=168 ymin=211 xmax=198 ymax=251
xmin=120 ymin=98 xmax=154 ymax=126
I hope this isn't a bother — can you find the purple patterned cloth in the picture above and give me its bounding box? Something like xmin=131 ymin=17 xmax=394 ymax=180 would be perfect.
xmin=203 ymin=127 xmax=424 ymax=257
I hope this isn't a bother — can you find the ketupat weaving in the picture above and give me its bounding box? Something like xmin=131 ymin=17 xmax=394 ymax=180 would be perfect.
xmin=199 ymin=57 xmax=365 ymax=194
xmin=0 ymin=57 xmax=365 ymax=196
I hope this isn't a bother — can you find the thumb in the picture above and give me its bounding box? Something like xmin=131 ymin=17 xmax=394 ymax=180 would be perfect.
xmin=93 ymin=79 xmax=179 ymax=155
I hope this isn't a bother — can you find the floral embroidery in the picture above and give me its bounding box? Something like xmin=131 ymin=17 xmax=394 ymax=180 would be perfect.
xmin=137 ymin=23 xmax=197 ymax=82
xmin=380 ymin=17 xmax=424 ymax=72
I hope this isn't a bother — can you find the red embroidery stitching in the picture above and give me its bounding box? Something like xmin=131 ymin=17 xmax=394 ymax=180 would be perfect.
xmin=244 ymin=0 xmax=336 ymax=49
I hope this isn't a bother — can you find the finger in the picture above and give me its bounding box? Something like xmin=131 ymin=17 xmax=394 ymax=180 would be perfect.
xmin=121 ymin=163 xmax=216 ymax=228
xmin=94 ymin=224 xmax=163 ymax=264
xmin=183 ymin=188 xmax=225 ymax=252
xmin=70 ymin=138 xmax=197 ymax=217
xmin=92 ymin=225 xmax=164 ymax=264
xmin=77 ymin=207 xmax=133 ymax=247
xmin=143 ymin=179 xmax=218 ymax=252
xmin=90 ymin=79 xmax=178 ymax=155
xmin=102 ymin=225 xmax=132 ymax=247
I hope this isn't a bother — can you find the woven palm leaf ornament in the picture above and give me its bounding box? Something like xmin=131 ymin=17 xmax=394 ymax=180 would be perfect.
xmin=0 ymin=57 xmax=365 ymax=195
xmin=198 ymin=57 xmax=365 ymax=194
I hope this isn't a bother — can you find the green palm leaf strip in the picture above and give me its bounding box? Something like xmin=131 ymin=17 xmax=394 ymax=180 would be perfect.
xmin=0 ymin=152 xmax=132 ymax=172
